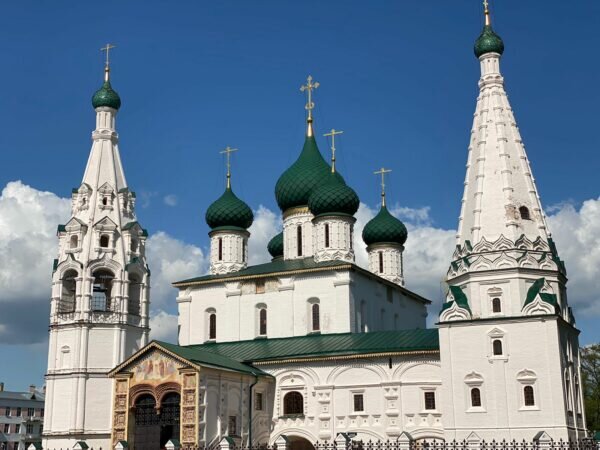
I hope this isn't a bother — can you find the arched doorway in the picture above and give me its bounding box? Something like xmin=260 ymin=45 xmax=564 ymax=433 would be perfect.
xmin=132 ymin=393 xmax=180 ymax=450
xmin=287 ymin=436 xmax=314 ymax=450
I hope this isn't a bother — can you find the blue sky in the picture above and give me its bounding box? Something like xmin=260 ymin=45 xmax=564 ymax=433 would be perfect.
xmin=0 ymin=1 xmax=599 ymax=391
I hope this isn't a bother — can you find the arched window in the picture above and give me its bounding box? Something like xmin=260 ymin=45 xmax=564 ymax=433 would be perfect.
xmin=283 ymin=391 xmax=304 ymax=415
xmin=128 ymin=274 xmax=142 ymax=316
xmin=242 ymin=238 xmax=246 ymax=262
xmin=324 ymin=224 xmax=330 ymax=248
xmin=524 ymin=386 xmax=535 ymax=406
xmin=218 ymin=238 xmax=223 ymax=261
xmin=259 ymin=308 xmax=267 ymax=336
xmin=297 ymin=226 xmax=303 ymax=257
xmin=471 ymin=388 xmax=482 ymax=407
xmin=519 ymin=206 xmax=531 ymax=220
xmin=350 ymin=229 xmax=353 ymax=249
xmin=59 ymin=270 xmax=77 ymax=313
xmin=131 ymin=238 xmax=138 ymax=253
xmin=70 ymin=235 xmax=78 ymax=249
xmin=378 ymin=251 xmax=384 ymax=273
xmin=312 ymin=303 xmax=320 ymax=331
xmin=492 ymin=298 xmax=502 ymax=313
xmin=492 ymin=339 xmax=503 ymax=356
xmin=100 ymin=234 xmax=110 ymax=248
xmin=208 ymin=313 xmax=217 ymax=340
xmin=102 ymin=197 xmax=108 ymax=206
xmin=92 ymin=269 xmax=114 ymax=311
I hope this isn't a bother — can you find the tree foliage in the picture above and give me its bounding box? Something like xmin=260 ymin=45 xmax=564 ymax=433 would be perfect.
xmin=581 ymin=344 xmax=600 ymax=433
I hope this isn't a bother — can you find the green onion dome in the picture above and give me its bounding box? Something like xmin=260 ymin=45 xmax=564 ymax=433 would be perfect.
xmin=205 ymin=187 xmax=254 ymax=231
xmin=267 ymin=232 xmax=284 ymax=259
xmin=308 ymin=173 xmax=360 ymax=217
xmin=275 ymin=135 xmax=344 ymax=211
xmin=92 ymin=80 xmax=122 ymax=110
xmin=362 ymin=205 xmax=408 ymax=246
xmin=474 ymin=25 xmax=504 ymax=58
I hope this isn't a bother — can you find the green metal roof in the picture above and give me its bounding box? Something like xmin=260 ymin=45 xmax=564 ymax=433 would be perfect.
xmin=441 ymin=285 xmax=472 ymax=314
xmin=362 ymin=205 xmax=408 ymax=246
xmin=523 ymin=278 xmax=559 ymax=313
xmin=92 ymin=80 xmax=121 ymax=110
xmin=158 ymin=329 xmax=439 ymax=365
xmin=474 ymin=25 xmax=504 ymax=58
xmin=154 ymin=341 xmax=269 ymax=376
xmin=205 ymin=186 xmax=254 ymax=231
xmin=274 ymin=135 xmax=343 ymax=211
xmin=308 ymin=172 xmax=360 ymax=217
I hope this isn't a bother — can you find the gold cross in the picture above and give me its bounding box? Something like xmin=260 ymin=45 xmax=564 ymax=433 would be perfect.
xmin=374 ymin=167 xmax=392 ymax=207
xmin=483 ymin=0 xmax=491 ymax=25
xmin=300 ymin=75 xmax=320 ymax=120
xmin=220 ymin=146 xmax=238 ymax=189
xmin=100 ymin=44 xmax=116 ymax=81
xmin=324 ymin=129 xmax=344 ymax=173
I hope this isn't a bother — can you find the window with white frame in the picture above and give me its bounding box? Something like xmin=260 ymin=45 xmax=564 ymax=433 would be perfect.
xmin=517 ymin=369 xmax=538 ymax=410
xmin=424 ymin=391 xmax=436 ymax=410
xmin=488 ymin=328 xmax=507 ymax=359
xmin=353 ymin=393 xmax=364 ymax=412
xmin=258 ymin=307 xmax=267 ymax=336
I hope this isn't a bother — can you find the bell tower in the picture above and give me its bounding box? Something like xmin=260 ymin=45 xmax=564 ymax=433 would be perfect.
xmin=43 ymin=49 xmax=150 ymax=450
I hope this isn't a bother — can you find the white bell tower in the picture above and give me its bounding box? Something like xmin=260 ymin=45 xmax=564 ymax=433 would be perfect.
xmin=43 ymin=52 xmax=150 ymax=450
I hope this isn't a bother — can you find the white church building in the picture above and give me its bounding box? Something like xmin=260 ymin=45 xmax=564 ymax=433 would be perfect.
xmin=42 ymin=6 xmax=587 ymax=450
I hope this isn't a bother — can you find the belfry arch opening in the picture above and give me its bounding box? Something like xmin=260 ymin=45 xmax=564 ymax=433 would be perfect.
xmin=59 ymin=270 xmax=77 ymax=313
xmin=92 ymin=269 xmax=114 ymax=311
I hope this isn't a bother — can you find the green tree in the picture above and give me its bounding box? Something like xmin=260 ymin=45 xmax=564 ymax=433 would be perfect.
xmin=581 ymin=344 xmax=600 ymax=434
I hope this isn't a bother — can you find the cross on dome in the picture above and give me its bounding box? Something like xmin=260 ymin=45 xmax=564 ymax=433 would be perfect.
xmin=374 ymin=167 xmax=392 ymax=207
xmin=220 ymin=146 xmax=238 ymax=189
xmin=323 ymin=128 xmax=343 ymax=173
xmin=300 ymin=75 xmax=319 ymax=136
xmin=100 ymin=43 xmax=116 ymax=81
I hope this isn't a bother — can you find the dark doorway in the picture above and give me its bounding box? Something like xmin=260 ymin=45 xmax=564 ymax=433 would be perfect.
xmin=288 ymin=436 xmax=314 ymax=450
xmin=133 ymin=393 xmax=180 ymax=450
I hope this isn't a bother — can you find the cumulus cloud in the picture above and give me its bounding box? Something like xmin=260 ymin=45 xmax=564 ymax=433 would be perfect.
xmin=248 ymin=206 xmax=282 ymax=265
xmin=149 ymin=310 xmax=179 ymax=343
xmin=163 ymin=194 xmax=178 ymax=207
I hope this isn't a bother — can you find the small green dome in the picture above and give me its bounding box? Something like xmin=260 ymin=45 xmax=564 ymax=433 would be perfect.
xmin=267 ymin=232 xmax=284 ymax=258
xmin=308 ymin=173 xmax=360 ymax=217
xmin=275 ymin=135 xmax=343 ymax=211
xmin=205 ymin=187 xmax=254 ymax=231
xmin=474 ymin=25 xmax=504 ymax=58
xmin=92 ymin=80 xmax=121 ymax=110
xmin=362 ymin=205 xmax=408 ymax=246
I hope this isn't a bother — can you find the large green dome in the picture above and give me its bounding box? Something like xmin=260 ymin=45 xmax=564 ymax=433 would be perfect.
xmin=267 ymin=232 xmax=284 ymax=259
xmin=92 ymin=80 xmax=121 ymax=110
xmin=362 ymin=205 xmax=408 ymax=246
xmin=205 ymin=187 xmax=254 ymax=231
xmin=275 ymin=135 xmax=343 ymax=211
xmin=474 ymin=25 xmax=504 ymax=58
xmin=308 ymin=173 xmax=360 ymax=217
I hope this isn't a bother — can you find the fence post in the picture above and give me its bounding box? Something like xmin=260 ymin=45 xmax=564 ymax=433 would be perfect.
xmin=533 ymin=431 xmax=553 ymax=450
xmin=466 ymin=432 xmax=482 ymax=450
xmin=219 ymin=437 xmax=236 ymax=450
xmin=113 ymin=442 xmax=128 ymax=450
xmin=398 ymin=432 xmax=414 ymax=450
xmin=165 ymin=440 xmax=181 ymax=450
xmin=73 ymin=442 xmax=89 ymax=450
xmin=275 ymin=436 xmax=290 ymax=450
xmin=335 ymin=433 xmax=351 ymax=450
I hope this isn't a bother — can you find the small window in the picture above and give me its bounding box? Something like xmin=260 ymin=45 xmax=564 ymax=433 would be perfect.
xmin=297 ymin=226 xmax=303 ymax=257
xmin=242 ymin=238 xmax=246 ymax=262
xmin=325 ymin=224 xmax=330 ymax=248
xmin=26 ymin=424 xmax=33 ymax=434
xmin=312 ymin=303 xmax=320 ymax=331
xmin=16 ymin=408 xmax=21 ymax=417
xmin=100 ymin=234 xmax=110 ymax=248
xmin=15 ymin=424 xmax=20 ymax=433
xmin=353 ymin=394 xmax=364 ymax=412
xmin=259 ymin=308 xmax=267 ymax=336
xmin=350 ymin=229 xmax=353 ymax=249
xmin=255 ymin=392 xmax=264 ymax=411
xmin=41 ymin=409 xmax=44 ymax=417
xmin=218 ymin=238 xmax=223 ymax=261
xmin=493 ymin=339 xmax=503 ymax=356
xmin=27 ymin=408 xmax=34 ymax=417
xmin=524 ymin=386 xmax=535 ymax=406
xmin=424 ymin=391 xmax=436 ymax=410
xmin=102 ymin=197 xmax=108 ymax=206
xmin=378 ymin=251 xmax=384 ymax=273
xmin=3 ymin=424 xmax=8 ymax=433
xmin=70 ymin=235 xmax=78 ymax=249
xmin=492 ymin=297 xmax=501 ymax=313
xmin=519 ymin=206 xmax=531 ymax=220
xmin=228 ymin=415 xmax=238 ymax=436
xmin=130 ymin=238 xmax=138 ymax=253
xmin=471 ymin=388 xmax=482 ymax=407
xmin=283 ymin=391 xmax=304 ymax=415
xmin=6 ymin=407 xmax=10 ymax=416
xmin=208 ymin=313 xmax=216 ymax=340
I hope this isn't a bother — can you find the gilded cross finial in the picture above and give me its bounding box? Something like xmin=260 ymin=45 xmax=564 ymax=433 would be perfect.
xmin=300 ymin=75 xmax=320 ymax=136
xmin=100 ymin=43 xmax=116 ymax=82
xmin=374 ymin=167 xmax=392 ymax=207
xmin=220 ymin=146 xmax=238 ymax=189
xmin=483 ymin=0 xmax=491 ymax=26
xmin=324 ymin=129 xmax=343 ymax=173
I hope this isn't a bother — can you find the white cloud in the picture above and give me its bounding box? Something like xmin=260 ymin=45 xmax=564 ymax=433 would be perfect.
xmin=163 ymin=194 xmax=178 ymax=207
xmin=248 ymin=205 xmax=282 ymax=265
xmin=149 ymin=310 xmax=179 ymax=343
xmin=145 ymin=231 xmax=208 ymax=311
